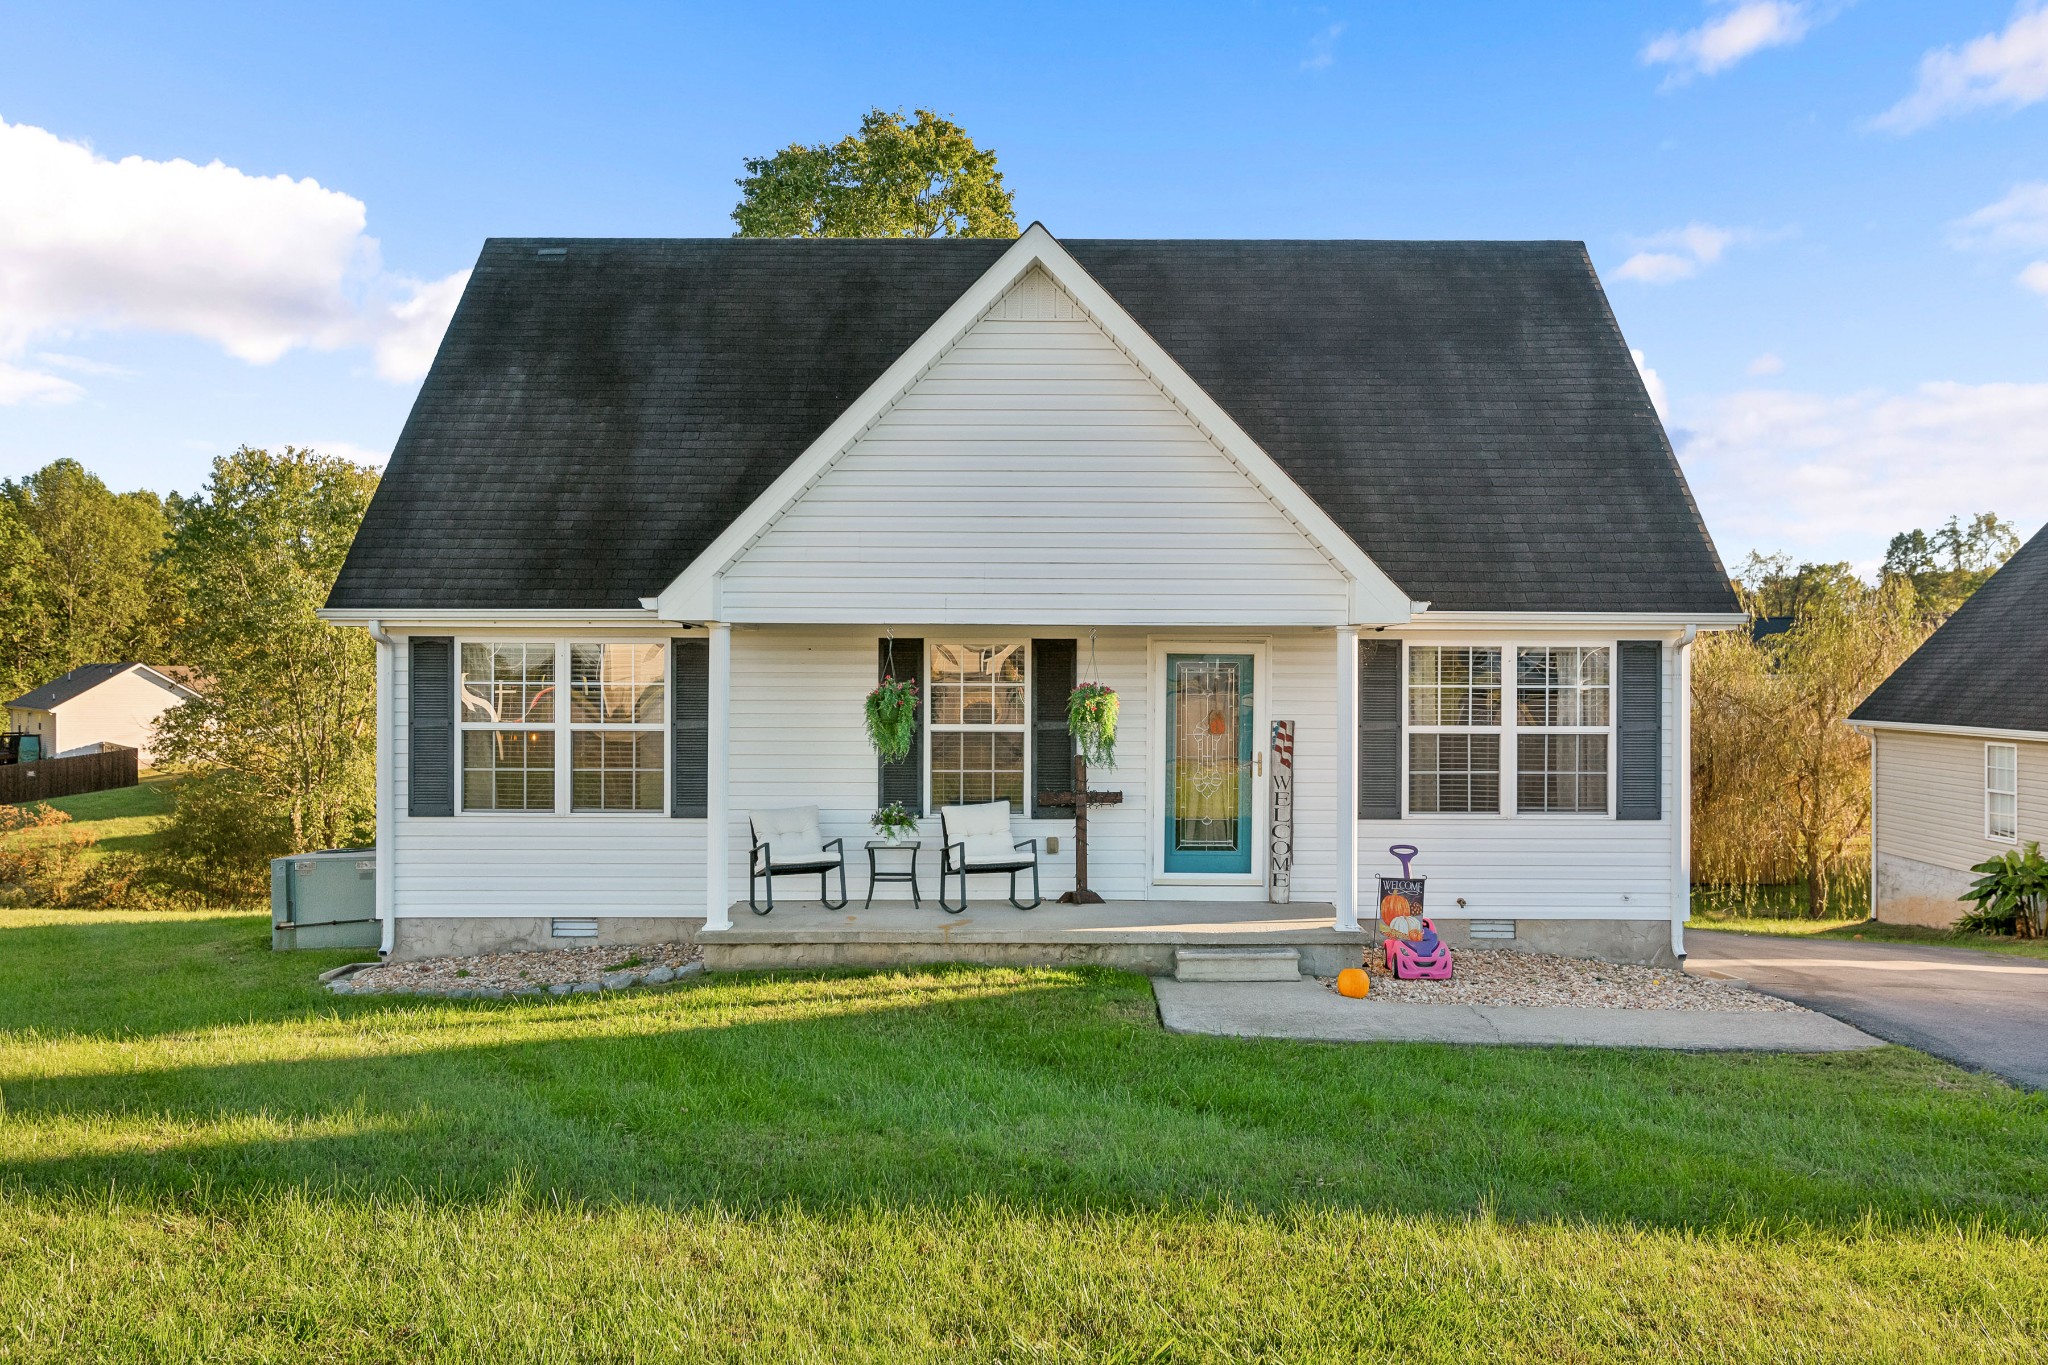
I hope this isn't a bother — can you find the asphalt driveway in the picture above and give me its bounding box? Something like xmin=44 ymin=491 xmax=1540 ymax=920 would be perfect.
xmin=1686 ymin=929 xmax=2048 ymax=1090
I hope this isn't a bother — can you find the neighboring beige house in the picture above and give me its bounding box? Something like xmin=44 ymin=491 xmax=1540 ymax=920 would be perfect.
xmin=1850 ymin=525 xmax=2048 ymax=928
xmin=4 ymin=663 xmax=201 ymax=768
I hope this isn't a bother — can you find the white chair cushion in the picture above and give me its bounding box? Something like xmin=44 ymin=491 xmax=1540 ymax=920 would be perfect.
xmin=751 ymin=806 xmax=831 ymax=864
xmin=943 ymin=800 xmax=1027 ymax=866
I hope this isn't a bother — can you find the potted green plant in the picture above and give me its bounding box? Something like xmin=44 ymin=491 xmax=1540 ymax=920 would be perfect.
xmin=1958 ymin=841 xmax=2048 ymax=939
xmin=864 ymin=674 xmax=920 ymax=763
xmin=870 ymin=801 xmax=918 ymax=845
xmin=1067 ymin=681 xmax=1119 ymax=769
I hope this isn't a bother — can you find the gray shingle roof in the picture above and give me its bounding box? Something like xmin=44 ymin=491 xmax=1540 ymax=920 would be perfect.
xmin=6 ymin=663 xmax=137 ymax=712
xmin=327 ymin=235 xmax=1736 ymax=615
xmin=1851 ymin=523 xmax=2048 ymax=735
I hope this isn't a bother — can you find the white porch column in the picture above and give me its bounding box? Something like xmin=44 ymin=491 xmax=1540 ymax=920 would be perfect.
xmin=704 ymin=621 xmax=733 ymax=931
xmin=1334 ymin=626 xmax=1361 ymax=932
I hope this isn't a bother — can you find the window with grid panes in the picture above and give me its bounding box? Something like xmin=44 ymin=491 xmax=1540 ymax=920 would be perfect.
xmin=928 ymin=643 xmax=1027 ymax=810
xmin=459 ymin=643 xmax=557 ymax=811
xmin=1987 ymin=743 xmax=2018 ymax=842
xmin=569 ymin=643 xmax=667 ymax=812
xmin=1406 ymin=646 xmax=1502 ymax=814
xmin=1515 ymin=646 xmax=1610 ymax=813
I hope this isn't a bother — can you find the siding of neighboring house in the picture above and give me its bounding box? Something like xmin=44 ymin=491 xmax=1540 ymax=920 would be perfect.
xmin=23 ymin=669 xmax=190 ymax=766
xmin=716 ymin=267 xmax=1354 ymax=627
xmin=1872 ymin=729 xmax=2048 ymax=927
xmin=7 ymin=707 xmax=55 ymax=752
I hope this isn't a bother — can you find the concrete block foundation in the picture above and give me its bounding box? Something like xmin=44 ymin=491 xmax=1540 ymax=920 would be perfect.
xmin=1874 ymin=852 xmax=1974 ymax=930
xmin=390 ymin=916 xmax=704 ymax=961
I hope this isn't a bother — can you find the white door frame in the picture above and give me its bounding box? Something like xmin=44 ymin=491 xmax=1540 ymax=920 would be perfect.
xmin=1147 ymin=637 xmax=1271 ymax=891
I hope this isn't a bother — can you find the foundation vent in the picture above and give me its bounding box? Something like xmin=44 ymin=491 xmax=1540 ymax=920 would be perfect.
xmin=551 ymin=918 xmax=599 ymax=938
xmin=1468 ymin=920 xmax=1516 ymax=940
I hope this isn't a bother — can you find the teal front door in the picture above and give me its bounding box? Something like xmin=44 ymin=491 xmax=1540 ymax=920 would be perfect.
xmin=1163 ymin=653 xmax=1254 ymax=875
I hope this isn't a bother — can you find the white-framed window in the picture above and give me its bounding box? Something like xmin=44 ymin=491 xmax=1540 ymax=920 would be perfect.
xmin=1406 ymin=645 xmax=1502 ymax=814
xmin=1514 ymin=645 xmax=1611 ymax=814
xmin=459 ymin=642 xmax=557 ymax=812
xmin=569 ymin=643 xmax=667 ymax=812
xmin=1987 ymin=743 xmax=2019 ymax=842
xmin=457 ymin=640 xmax=667 ymax=814
xmin=927 ymin=642 xmax=1027 ymax=810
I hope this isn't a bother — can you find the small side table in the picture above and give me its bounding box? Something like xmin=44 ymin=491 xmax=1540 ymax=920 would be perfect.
xmin=865 ymin=839 xmax=922 ymax=908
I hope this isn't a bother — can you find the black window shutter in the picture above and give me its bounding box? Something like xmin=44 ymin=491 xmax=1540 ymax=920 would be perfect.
xmin=1358 ymin=638 xmax=1401 ymax=819
xmin=408 ymin=637 xmax=455 ymax=817
xmin=671 ymin=638 xmax=708 ymax=818
xmin=1031 ymin=639 xmax=1077 ymax=818
xmin=877 ymin=638 xmax=924 ymax=812
xmin=1617 ymin=640 xmax=1663 ymax=821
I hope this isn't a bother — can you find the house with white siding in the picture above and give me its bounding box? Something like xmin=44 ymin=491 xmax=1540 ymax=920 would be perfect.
xmin=1851 ymin=523 xmax=2048 ymax=928
xmin=4 ymin=662 xmax=199 ymax=767
xmin=322 ymin=225 xmax=1744 ymax=968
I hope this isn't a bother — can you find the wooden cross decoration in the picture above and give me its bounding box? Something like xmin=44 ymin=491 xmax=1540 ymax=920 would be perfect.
xmin=1037 ymin=754 xmax=1124 ymax=905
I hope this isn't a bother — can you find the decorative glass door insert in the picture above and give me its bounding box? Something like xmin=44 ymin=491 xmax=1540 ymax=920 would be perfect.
xmin=1163 ymin=653 xmax=1254 ymax=874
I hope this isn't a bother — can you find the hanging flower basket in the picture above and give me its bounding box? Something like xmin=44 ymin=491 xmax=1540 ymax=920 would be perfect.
xmin=864 ymin=675 xmax=921 ymax=763
xmin=1067 ymin=681 xmax=1119 ymax=769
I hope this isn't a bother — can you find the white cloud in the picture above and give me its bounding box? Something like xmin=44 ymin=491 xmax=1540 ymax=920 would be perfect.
xmin=1747 ymin=352 xmax=1785 ymax=376
xmin=0 ymin=117 xmax=465 ymax=403
xmin=1642 ymin=2 xmax=1812 ymax=85
xmin=1614 ymin=222 xmax=1750 ymax=284
xmin=1301 ymin=22 xmax=1345 ymax=71
xmin=0 ymin=362 xmax=83 ymax=405
xmin=2022 ymin=261 xmax=2048 ymax=297
xmin=32 ymin=351 xmax=135 ymax=378
xmin=1873 ymin=3 xmax=2048 ymax=132
xmin=1673 ymin=379 xmax=2048 ymax=564
xmin=1951 ymin=181 xmax=2048 ymax=251
xmin=1630 ymin=349 xmax=1672 ymax=423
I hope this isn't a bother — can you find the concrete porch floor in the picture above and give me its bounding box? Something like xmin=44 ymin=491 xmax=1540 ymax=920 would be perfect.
xmin=698 ymin=899 xmax=1360 ymax=974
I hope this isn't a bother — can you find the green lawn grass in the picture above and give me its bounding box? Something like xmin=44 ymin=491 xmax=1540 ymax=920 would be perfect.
xmin=3 ymin=909 xmax=2046 ymax=1361
xmin=8 ymin=773 xmax=178 ymax=858
xmin=1693 ymin=914 xmax=2048 ymax=961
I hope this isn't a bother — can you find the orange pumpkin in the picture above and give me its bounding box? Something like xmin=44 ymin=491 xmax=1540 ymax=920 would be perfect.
xmin=1336 ymin=968 xmax=1370 ymax=999
xmin=1379 ymin=891 xmax=1411 ymax=924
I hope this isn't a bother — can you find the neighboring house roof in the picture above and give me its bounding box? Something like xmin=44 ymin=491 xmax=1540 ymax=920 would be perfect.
xmin=1852 ymin=522 xmax=2048 ymax=735
xmin=3 ymin=663 xmax=201 ymax=712
xmin=326 ymin=233 xmax=1737 ymax=616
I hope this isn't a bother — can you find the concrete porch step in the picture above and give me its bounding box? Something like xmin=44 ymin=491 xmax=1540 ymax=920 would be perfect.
xmin=1173 ymin=946 xmax=1302 ymax=983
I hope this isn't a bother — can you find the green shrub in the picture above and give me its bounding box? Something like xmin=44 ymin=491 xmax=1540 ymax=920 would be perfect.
xmin=0 ymin=804 xmax=147 ymax=908
xmin=151 ymin=770 xmax=299 ymax=902
xmin=1958 ymin=841 xmax=2048 ymax=938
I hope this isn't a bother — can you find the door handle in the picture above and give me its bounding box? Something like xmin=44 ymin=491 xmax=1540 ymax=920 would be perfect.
xmin=1255 ymin=751 xmax=1262 ymax=777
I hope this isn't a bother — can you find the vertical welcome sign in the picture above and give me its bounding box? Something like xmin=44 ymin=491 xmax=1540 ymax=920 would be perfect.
xmin=1269 ymin=720 xmax=1294 ymax=903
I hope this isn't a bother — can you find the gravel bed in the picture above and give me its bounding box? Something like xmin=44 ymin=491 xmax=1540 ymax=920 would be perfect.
xmin=330 ymin=942 xmax=703 ymax=998
xmin=1321 ymin=948 xmax=1799 ymax=1012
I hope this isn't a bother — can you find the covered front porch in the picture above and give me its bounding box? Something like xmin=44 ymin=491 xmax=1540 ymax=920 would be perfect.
xmin=698 ymin=897 xmax=1362 ymax=975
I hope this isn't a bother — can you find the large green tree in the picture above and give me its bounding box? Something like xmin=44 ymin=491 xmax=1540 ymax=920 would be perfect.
xmin=1880 ymin=512 xmax=2020 ymax=620
xmin=732 ymin=108 xmax=1017 ymax=239
xmin=0 ymin=459 xmax=180 ymax=677
xmin=154 ymin=447 xmax=380 ymax=884
xmin=0 ymin=498 xmax=55 ymax=699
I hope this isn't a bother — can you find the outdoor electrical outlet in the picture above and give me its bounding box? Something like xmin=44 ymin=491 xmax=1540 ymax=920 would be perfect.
xmin=1046 ymin=836 xmax=1060 ymax=854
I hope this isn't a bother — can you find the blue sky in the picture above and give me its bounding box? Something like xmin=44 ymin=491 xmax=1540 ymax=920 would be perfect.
xmin=3 ymin=0 xmax=2045 ymax=570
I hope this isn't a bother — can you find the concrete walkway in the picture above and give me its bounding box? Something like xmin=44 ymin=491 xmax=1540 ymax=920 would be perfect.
xmin=1687 ymin=929 xmax=2048 ymax=1088
xmin=1152 ymin=978 xmax=1884 ymax=1051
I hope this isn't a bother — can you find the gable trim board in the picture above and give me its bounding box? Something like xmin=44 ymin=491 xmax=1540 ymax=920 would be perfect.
xmin=657 ymin=225 xmax=1412 ymax=627
xmin=1852 ymin=718 xmax=2048 ymax=745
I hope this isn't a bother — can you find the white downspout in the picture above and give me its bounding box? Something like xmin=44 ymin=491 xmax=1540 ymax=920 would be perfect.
xmin=367 ymin=620 xmax=398 ymax=959
xmin=1671 ymin=624 xmax=1697 ymax=961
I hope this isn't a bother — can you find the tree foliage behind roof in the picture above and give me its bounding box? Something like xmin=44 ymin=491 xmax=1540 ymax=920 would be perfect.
xmin=731 ymin=108 xmax=1018 ymax=239
xmin=1879 ymin=511 xmax=2021 ymax=621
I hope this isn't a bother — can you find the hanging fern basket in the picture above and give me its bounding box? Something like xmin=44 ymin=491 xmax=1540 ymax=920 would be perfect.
xmin=864 ymin=675 xmax=921 ymax=763
xmin=1068 ymin=682 xmax=1120 ymax=769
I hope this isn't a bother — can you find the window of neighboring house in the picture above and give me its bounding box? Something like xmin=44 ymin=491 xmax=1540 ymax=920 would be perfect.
xmin=459 ymin=643 xmax=557 ymax=812
xmin=1987 ymin=743 xmax=2019 ymax=842
xmin=569 ymin=642 xmax=666 ymax=812
xmin=1406 ymin=645 xmax=1502 ymax=814
xmin=928 ymin=642 xmax=1027 ymax=810
xmin=456 ymin=641 xmax=668 ymax=813
xmin=1515 ymin=646 xmax=1611 ymax=813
